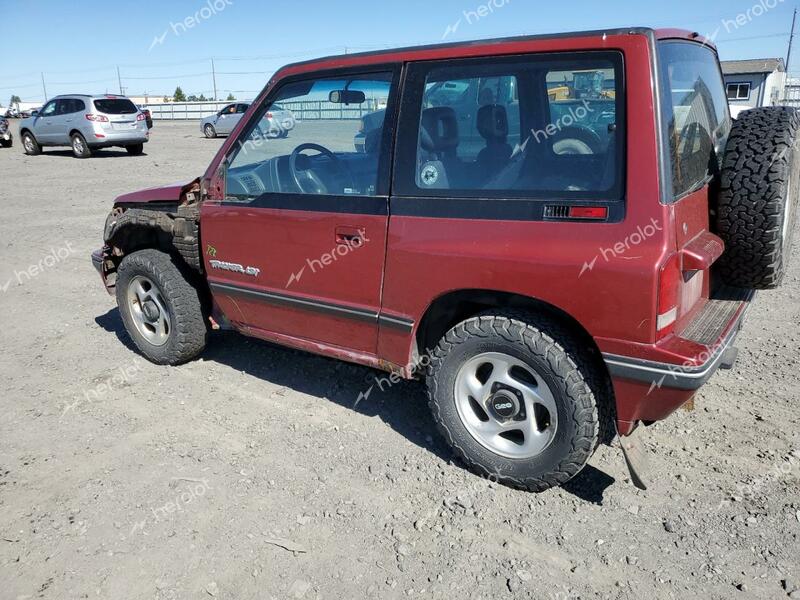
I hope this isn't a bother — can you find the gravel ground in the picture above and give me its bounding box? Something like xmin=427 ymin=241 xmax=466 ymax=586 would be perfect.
xmin=1 ymin=120 xmax=799 ymax=600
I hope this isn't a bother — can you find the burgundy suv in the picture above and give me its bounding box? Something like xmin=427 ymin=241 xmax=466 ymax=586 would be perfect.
xmin=93 ymin=28 xmax=799 ymax=492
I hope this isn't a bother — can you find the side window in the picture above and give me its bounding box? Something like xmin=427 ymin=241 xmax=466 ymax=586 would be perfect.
xmin=40 ymin=101 xmax=57 ymax=117
xmin=225 ymin=71 xmax=396 ymax=202
xmin=236 ymin=103 xmax=249 ymax=114
xmin=726 ymin=82 xmax=751 ymax=100
xmin=72 ymin=99 xmax=86 ymax=113
xmin=399 ymin=52 xmax=624 ymax=199
xmin=659 ymin=41 xmax=731 ymax=199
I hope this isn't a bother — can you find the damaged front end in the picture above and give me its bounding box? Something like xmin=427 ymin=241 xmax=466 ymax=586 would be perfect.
xmin=92 ymin=179 xmax=203 ymax=294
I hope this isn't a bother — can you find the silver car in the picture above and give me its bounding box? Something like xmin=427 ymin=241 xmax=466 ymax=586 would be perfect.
xmin=201 ymin=102 xmax=296 ymax=138
xmin=19 ymin=94 xmax=149 ymax=158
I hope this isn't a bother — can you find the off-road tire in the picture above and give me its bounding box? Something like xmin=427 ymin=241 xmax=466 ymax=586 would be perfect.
xmin=21 ymin=131 xmax=40 ymax=155
xmin=717 ymin=107 xmax=800 ymax=289
xmin=71 ymin=133 xmax=92 ymax=158
xmin=125 ymin=143 xmax=144 ymax=155
xmin=204 ymin=124 xmax=217 ymax=139
xmin=116 ymin=249 xmax=208 ymax=365
xmin=426 ymin=311 xmax=602 ymax=492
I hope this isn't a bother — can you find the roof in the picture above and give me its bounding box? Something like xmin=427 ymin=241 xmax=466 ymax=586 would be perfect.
xmin=281 ymin=27 xmax=708 ymax=74
xmin=721 ymin=58 xmax=785 ymax=75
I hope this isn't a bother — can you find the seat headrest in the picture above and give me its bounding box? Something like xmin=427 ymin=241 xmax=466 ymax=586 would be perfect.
xmin=477 ymin=104 xmax=509 ymax=142
xmin=420 ymin=107 xmax=459 ymax=153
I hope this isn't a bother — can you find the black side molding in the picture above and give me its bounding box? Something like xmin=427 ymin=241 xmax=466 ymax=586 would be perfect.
xmin=209 ymin=281 xmax=414 ymax=332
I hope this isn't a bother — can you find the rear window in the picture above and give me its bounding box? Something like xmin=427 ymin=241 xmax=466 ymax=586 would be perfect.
xmin=93 ymin=98 xmax=138 ymax=114
xmin=658 ymin=41 xmax=731 ymax=199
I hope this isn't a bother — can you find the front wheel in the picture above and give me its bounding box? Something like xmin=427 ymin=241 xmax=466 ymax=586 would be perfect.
xmin=116 ymin=249 xmax=208 ymax=365
xmin=71 ymin=133 xmax=92 ymax=158
xmin=125 ymin=143 xmax=144 ymax=155
xmin=203 ymin=124 xmax=217 ymax=139
xmin=426 ymin=312 xmax=602 ymax=492
xmin=22 ymin=132 xmax=40 ymax=155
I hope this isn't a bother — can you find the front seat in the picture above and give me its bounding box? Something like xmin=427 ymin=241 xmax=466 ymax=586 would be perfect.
xmin=417 ymin=107 xmax=460 ymax=189
xmin=476 ymin=104 xmax=513 ymax=182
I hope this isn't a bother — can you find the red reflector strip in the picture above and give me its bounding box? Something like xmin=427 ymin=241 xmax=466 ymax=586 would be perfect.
xmin=568 ymin=206 xmax=608 ymax=220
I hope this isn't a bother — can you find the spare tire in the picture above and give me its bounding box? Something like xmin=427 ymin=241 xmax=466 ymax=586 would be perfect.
xmin=716 ymin=107 xmax=800 ymax=289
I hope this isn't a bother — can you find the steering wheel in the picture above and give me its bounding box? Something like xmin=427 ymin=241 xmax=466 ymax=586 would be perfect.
xmin=289 ymin=143 xmax=353 ymax=194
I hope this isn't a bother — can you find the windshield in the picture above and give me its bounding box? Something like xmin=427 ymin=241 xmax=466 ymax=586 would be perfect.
xmin=93 ymin=98 xmax=138 ymax=114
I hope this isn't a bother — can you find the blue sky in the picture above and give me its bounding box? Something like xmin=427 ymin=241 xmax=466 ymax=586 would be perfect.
xmin=0 ymin=0 xmax=796 ymax=104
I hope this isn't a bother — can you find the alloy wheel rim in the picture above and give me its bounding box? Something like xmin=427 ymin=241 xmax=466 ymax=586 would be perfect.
xmin=24 ymin=136 xmax=34 ymax=152
xmin=73 ymin=137 xmax=84 ymax=154
xmin=127 ymin=275 xmax=171 ymax=346
xmin=453 ymin=352 xmax=559 ymax=459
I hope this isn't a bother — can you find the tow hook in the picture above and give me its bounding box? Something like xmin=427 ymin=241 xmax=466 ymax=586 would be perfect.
xmin=619 ymin=424 xmax=650 ymax=490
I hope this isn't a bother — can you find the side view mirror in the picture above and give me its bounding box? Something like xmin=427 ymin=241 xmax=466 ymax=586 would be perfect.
xmin=31 ymin=110 xmax=39 ymax=117
xmin=329 ymin=90 xmax=366 ymax=105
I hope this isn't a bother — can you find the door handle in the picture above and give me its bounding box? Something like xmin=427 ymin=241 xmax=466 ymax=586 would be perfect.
xmin=335 ymin=227 xmax=365 ymax=246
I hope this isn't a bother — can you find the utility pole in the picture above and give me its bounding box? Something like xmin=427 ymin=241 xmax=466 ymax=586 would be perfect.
xmin=41 ymin=73 xmax=47 ymax=102
xmin=116 ymin=66 xmax=123 ymax=95
xmin=211 ymin=59 xmax=218 ymax=101
xmin=787 ymin=8 xmax=797 ymax=75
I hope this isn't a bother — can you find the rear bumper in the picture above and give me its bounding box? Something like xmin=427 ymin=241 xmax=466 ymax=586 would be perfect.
xmin=604 ymin=287 xmax=755 ymax=434
xmin=603 ymin=307 xmax=748 ymax=391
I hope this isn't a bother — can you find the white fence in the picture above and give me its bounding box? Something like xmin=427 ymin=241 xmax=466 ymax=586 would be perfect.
xmin=143 ymin=99 xmax=384 ymax=121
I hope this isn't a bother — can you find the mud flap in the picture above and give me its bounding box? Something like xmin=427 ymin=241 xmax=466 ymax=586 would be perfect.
xmin=619 ymin=424 xmax=650 ymax=490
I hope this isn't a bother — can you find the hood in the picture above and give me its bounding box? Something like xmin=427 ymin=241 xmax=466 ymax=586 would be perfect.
xmin=113 ymin=180 xmax=196 ymax=206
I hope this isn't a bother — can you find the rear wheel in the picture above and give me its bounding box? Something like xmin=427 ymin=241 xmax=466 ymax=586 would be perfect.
xmin=717 ymin=107 xmax=800 ymax=289
xmin=426 ymin=311 xmax=602 ymax=492
xmin=125 ymin=143 xmax=144 ymax=155
xmin=116 ymin=249 xmax=208 ymax=365
xmin=204 ymin=124 xmax=217 ymax=138
xmin=71 ymin=133 xmax=92 ymax=158
xmin=22 ymin=131 xmax=40 ymax=155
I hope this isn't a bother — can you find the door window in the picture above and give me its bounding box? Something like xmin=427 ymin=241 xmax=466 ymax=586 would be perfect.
xmin=40 ymin=101 xmax=57 ymax=117
xmin=224 ymin=71 xmax=396 ymax=202
xmin=396 ymin=52 xmax=624 ymax=199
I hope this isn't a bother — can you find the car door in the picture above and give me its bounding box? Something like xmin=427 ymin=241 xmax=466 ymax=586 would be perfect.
xmin=32 ymin=100 xmax=58 ymax=144
xmin=215 ymin=104 xmax=236 ymax=134
xmin=201 ymin=67 xmax=400 ymax=354
xmin=53 ymin=98 xmax=81 ymax=144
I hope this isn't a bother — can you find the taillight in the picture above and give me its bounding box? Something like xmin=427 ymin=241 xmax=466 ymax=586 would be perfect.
xmin=85 ymin=114 xmax=109 ymax=122
xmin=136 ymin=113 xmax=146 ymax=121
xmin=656 ymin=253 xmax=682 ymax=339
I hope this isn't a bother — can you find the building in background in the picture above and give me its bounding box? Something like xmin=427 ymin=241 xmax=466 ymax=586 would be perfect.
xmin=721 ymin=58 xmax=786 ymax=116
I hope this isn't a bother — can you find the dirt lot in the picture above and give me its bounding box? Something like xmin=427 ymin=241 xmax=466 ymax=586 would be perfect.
xmin=0 ymin=120 xmax=799 ymax=600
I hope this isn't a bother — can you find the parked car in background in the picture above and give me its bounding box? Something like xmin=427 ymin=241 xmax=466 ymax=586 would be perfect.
xmin=201 ymin=102 xmax=295 ymax=138
xmin=0 ymin=116 xmax=12 ymax=147
xmin=20 ymin=94 xmax=149 ymax=158
xmin=20 ymin=107 xmax=40 ymax=118
xmin=201 ymin=102 xmax=250 ymax=138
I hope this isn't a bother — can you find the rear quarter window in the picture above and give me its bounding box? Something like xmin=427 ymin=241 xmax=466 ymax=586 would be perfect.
xmin=658 ymin=41 xmax=731 ymax=200
xmin=93 ymin=98 xmax=138 ymax=114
